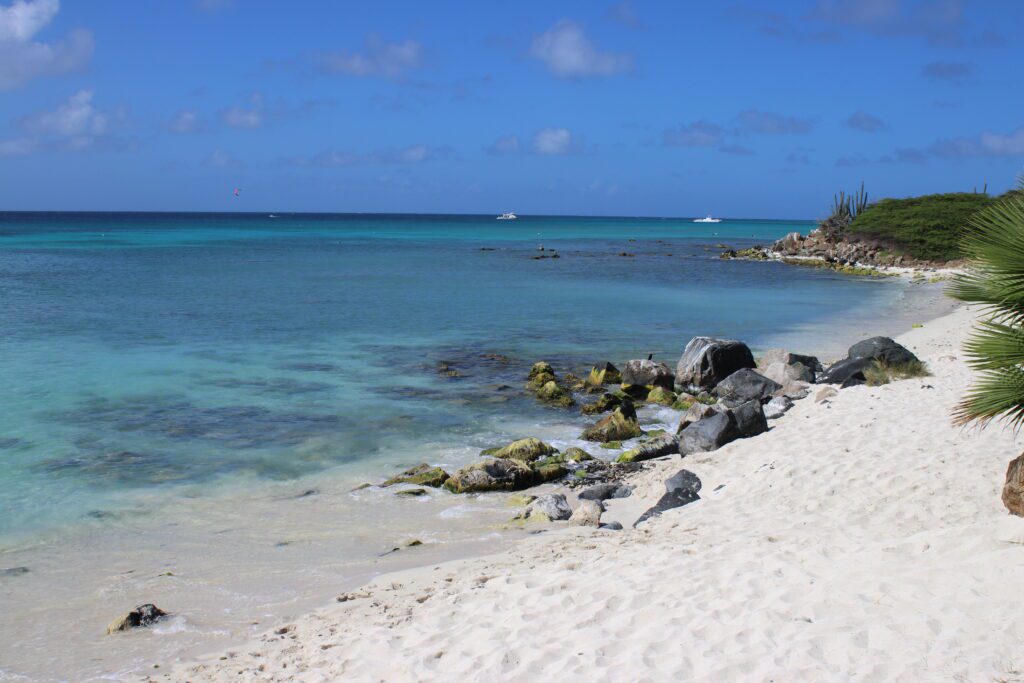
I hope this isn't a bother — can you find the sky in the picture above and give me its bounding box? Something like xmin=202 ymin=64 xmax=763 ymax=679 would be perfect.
xmin=0 ymin=0 xmax=1022 ymax=218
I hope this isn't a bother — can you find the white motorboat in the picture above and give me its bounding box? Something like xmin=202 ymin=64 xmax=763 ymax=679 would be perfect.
xmin=693 ymin=214 xmax=721 ymax=223
xmin=496 ymin=212 xmax=517 ymax=220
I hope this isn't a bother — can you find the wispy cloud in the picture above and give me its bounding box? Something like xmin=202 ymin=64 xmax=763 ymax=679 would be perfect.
xmin=846 ymin=110 xmax=889 ymax=133
xmin=218 ymin=93 xmax=330 ymax=130
xmin=167 ymin=109 xmax=204 ymax=133
xmin=0 ymin=137 xmax=34 ymax=156
xmin=285 ymin=144 xmax=451 ymax=167
xmin=930 ymin=125 xmax=1024 ymax=158
xmin=529 ymin=20 xmax=633 ymax=79
xmin=0 ymin=0 xmax=93 ymax=90
xmin=20 ymin=89 xmax=124 ymax=150
xmin=204 ymin=148 xmax=240 ymax=168
xmin=735 ymin=109 xmax=814 ymax=135
xmin=486 ymin=134 xmax=522 ymax=156
xmin=532 ymin=127 xmax=574 ymax=155
xmin=815 ymin=0 xmax=972 ymax=47
xmin=660 ymin=121 xmax=727 ymax=148
xmin=314 ymin=36 xmax=423 ymax=79
xmin=921 ymin=60 xmax=975 ymax=83
xmin=607 ymin=2 xmax=642 ymax=29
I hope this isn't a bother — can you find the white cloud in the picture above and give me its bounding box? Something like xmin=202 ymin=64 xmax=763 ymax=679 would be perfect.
xmin=530 ymin=20 xmax=632 ymax=79
xmin=533 ymin=127 xmax=573 ymax=155
xmin=168 ymin=109 xmax=203 ymax=133
xmin=317 ymin=36 xmax=423 ymax=78
xmin=0 ymin=0 xmax=93 ymax=90
xmin=932 ymin=126 xmax=1024 ymax=158
xmin=220 ymin=94 xmax=264 ymax=129
xmin=0 ymin=137 xmax=34 ymax=156
xmin=23 ymin=88 xmax=106 ymax=136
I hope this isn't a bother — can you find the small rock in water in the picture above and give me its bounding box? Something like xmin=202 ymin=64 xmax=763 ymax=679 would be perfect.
xmin=569 ymin=499 xmax=604 ymax=527
xmin=1 ymin=566 xmax=30 ymax=577
xmin=106 ymin=604 xmax=168 ymax=634
xmin=395 ymin=488 xmax=428 ymax=497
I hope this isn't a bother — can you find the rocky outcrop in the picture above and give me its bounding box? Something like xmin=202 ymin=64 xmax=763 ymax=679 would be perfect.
xmin=1003 ymin=453 xmax=1024 ymax=517
xmin=382 ymin=463 xmax=450 ymax=488
xmin=675 ymin=337 xmax=756 ymax=393
xmin=481 ymin=438 xmax=558 ymax=463
xmin=616 ymin=434 xmax=679 ymax=463
xmin=713 ymin=368 xmax=781 ymax=406
xmin=770 ymin=227 xmax=939 ymax=268
xmin=634 ymin=469 xmax=702 ymax=527
xmin=621 ymin=359 xmax=675 ymax=390
xmin=535 ymin=380 xmax=575 ymax=407
xmin=581 ymin=403 xmax=643 ymax=443
xmin=516 ymin=493 xmax=572 ymax=522
xmin=847 ymin=336 xmax=920 ymax=366
xmin=569 ymin=499 xmax=604 ymax=527
xmin=444 ymin=458 xmax=535 ymax=493
xmin=106 ymin=604 xmax=167 ymax=634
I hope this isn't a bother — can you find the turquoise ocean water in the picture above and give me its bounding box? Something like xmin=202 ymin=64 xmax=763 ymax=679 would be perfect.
xmin=0 ymin=212 xmax=934 ymax=540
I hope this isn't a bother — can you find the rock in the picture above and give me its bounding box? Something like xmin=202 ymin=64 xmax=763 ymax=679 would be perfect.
xmin=713 ymin=368 xmax=781 ymax=405
xmin=815 ymin=386 xmax=839 ymax=403
xmin=758 ymin=348 xmax=823 ymax=374
xmin=619 ymin=384 xmax=651 ymax=401
xmin=675 ymin=337 xmax=756 ymax=392
xmin=764 ymin=395 xmax=794 ymax=419
xmin=106 ymin=604 xmax=168 ymax=634
xmin=586 ymin=362 xmax=622 ymax=386
xmin=532 ymin=461 xmax=568 ymax=483
xmin=617 ymin=434 xmax=679 ymax=463
xmin=634 ymin=470 xmax=702 ymax=527
xmin=568 ymin=499 xmax=604 ymax=527
xmin=645 ymin=386 xmax=677 ymax=406
xmin=395 ymin=488 xmax=428 ymax=497
xmin=481 ymin=437 xmax=558 ymax=463
xmin=444 ymin=458 xmax=535 ymax=493
xmin=382 ymin=463 xmax=450 ymax=488
xmin=818 ymin=357 xmax=875 ymax=387
xmin=731 ymin=400 xmax=768 ymax=438
xmin=561 ymin=447 xmax=594 ymax=462
xmin=600 ymin=521 xmax=624 ymax=531
xmin=1 ymin=566 xmax=29 ymax=577
xmin=621 ymin=359 xmax=675 ymax=390
xmin=578 ymin=483 xmax=632 ymax=501
xmin=778 ymin=380 xmax=811 ymax=400
xmin=1003 ymin=453 xmax=1024 ymax=517
xmin=580 ymin=392 xmax=623 ymax=416
xmin=676 ymin=402 xmax=719 ymax=433
xmin=517 ymin=493 xmax=572 ymax=522
xmin=505 ymin=493 xmax=537 ymax=507
xmin=678 ymin=410 xmax=739 ymax=454
xmin=847 ymin=337 xmax=919 ymax=365
xmin=528 ymin=361 xmax=554 ymax=381
xmin=536 ymin=380 xmax=575 ymax=407
xmin=581 ymin=404 xmax=643 ymax=443
xmin=760 ymin=361 xmax=815 ymax=385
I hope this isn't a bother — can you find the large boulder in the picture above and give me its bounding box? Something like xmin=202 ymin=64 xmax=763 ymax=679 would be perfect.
xmin=481 ymin=437 xmax=557 ymax=462
xmin=818 ymin=356 xmax=875 ymax=387
xmin=675 ymin=337 xmax=756 ymax=393
xmin=678 ymin=411 xmax=739 ymax=455
xmin=444 ymin=458 xmax=534 ymax=493
xmin=578 ymin=483 xmax=632 ymax=502
xmin=586 ymin=362 xmax=622 ymax=386
xmin=645 ymin=386 xmax=677 ymax=406
xmin=621 ymin=359 xmax=675 ymax=390
xmin=634 ymin=469 xmax=702 ymax=527
xmin=714 ymin=368 xmax=781 ymax=406
xmin=676 ymin=402 xmax=719 ymax=433
xmin=760 ymin=361 xmax=815 ymax=385
xmin=580 ymin=392 xmax=623 ymax=416
xmin=731 ymin=400 xmax=768 ymax=438
xmin=617 ymin=434 xmax=679 ymax=463
xmin=569 ymin=499 xmax=604 ymax=527
xmin=106 ymin=604 xmax=167 ymax=634
xmin=382 ymin=463 xmax=450 ymax=488
xmin=848 ymin=337 xmax=919 ymax=365
xmin=1003 ymin=453 xmax=1024 ymax=517
xmin=581 ymin=404 xmax=643 ymax=443
xmin=758 ymin=349 xmax=823 ymax=374
xmin=516 ymin=493 xmax=572 ymax=522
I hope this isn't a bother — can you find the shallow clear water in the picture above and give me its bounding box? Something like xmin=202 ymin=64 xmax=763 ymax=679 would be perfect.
xmin=0 ymin=212 xmax=953 ymax=679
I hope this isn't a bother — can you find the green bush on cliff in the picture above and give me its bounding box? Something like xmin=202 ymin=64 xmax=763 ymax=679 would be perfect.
xmin=847 ymin=192 xmax=994 ymax=262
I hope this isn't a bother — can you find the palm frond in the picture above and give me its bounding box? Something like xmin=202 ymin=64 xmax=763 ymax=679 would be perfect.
xmin=954 ymin=366 xmax=1024 ymax=428
xmin=961 ymin=321 xmax=1024 ymax=370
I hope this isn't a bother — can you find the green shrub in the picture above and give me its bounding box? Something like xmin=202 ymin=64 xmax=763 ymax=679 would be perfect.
xmin=863 ymin=359 xmax=930 ymax=386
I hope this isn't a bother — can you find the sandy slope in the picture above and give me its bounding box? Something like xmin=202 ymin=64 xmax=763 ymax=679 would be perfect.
xmin=156 ymin=305 xmax=1024 ymax=682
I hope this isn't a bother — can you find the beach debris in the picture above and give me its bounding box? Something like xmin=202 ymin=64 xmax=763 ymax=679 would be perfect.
xmin=1003 ymin=453 xmax=1024 ymax=517
xmin=764 ymin=395 xmax=794 ymax=419
xmin=621 ymin=359 xmax=675 ymax=390
xmin=569 ymin=499 xmax=604 ymax=527
xmin=714 ymin=368 xmax=782 ymax=406
xmin=634 ymin=469 xmax=702 ymax=527
xmin=675 ymin=337 xmax=756 ymax=393
xmin=515 ymin=493 xmax=572 ymax=522
xmin=578 ymin=483 xmax=632 ymax=502
xmin=617 ymin=434 xmax=679 ymax=463
xmin=106 ymin=604 xmax=167 ymax=634
xmin=581 ymin=403 xmax=643 ymax=443
xmin=382 ymin=463 xmax=450 ymax=488
xmin=444 ymin=458 xmax=535 ymax=494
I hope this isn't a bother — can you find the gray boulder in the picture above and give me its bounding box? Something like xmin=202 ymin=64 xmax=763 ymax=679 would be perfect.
xmin=634 ymin=469 xmax=702 ymax=527
xmin=578 ymin=483 xmax=632 ymax=501
xmin=760 ymin=360 xmax=815 ymax=385
xmin=764 ymin=395 xmax=794 ymax=419
xmin=443 ymin=458 xmax=535 ymax=493
xmin=621 ymin=359 xmax=675 ymax=389
xmin=676 ymin=402 xmax=719 ymax=433
xmin=848 ymin=337 xmax=919 ymax=365
xmin=517 ymin=493 xmax=572 ymax=522
xmin=731 ymin=400 xmax=768 ymax=438
xmin=569 ymin=499 xmax=604 ymax=527
xmin=675 ymin=337 xmax=756 ymax=393
xmin=759 ymin=349 xmax=823 ymax=374
xmin=679 ymin=410 xmax=739 ymax=454
xmin=818 ymin=356 xmax=875 ymax=387
xmin=617 ymin=434 xmax=679 ymax=463
xmin=713 ymin=368 xmax=781 ymax=406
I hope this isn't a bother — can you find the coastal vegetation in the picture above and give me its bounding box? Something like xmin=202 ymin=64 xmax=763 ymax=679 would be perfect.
xmin=949 ymin=182 xmax=1024 ymax=515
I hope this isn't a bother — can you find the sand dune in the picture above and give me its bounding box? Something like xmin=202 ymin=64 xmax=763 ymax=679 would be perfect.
xmin=157 ymin=304 xmax=1024 ymax=682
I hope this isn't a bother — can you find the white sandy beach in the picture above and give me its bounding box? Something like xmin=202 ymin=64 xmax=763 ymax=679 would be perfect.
xmin=155 ymin=303 xmax=1024 ymax=682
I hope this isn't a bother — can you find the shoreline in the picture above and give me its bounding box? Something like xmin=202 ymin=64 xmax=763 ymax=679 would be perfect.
xmin=152 ymin=297 xmax=1024 ymax=681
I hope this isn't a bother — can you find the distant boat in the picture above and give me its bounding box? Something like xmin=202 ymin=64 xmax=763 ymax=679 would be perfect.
xmin=693 ymin=214 xmax=721 ymax=223
xmin=496 ymin=212 xmax=518 ymax=220
xmin=268 ymin=214 xmax=278 ymax=218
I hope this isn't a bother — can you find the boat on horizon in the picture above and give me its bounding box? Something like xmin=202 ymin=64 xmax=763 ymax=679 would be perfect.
xmin=693 ymin=214 xmax=722 ymax=223
xmin=496 ymin=212 xmax=517 ymax=220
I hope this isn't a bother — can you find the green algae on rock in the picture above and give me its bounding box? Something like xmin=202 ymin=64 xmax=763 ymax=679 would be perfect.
xmin=444 ymin=458 xmax=535 ymax=494
xmin=382 ymin=463 xmax=451 ymax=488
xmin=481 ymin=437 xmax=558 ymax=462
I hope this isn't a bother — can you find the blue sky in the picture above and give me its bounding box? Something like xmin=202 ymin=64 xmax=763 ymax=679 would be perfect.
xmin=0 ymin=0 xmax=1022 ymax=217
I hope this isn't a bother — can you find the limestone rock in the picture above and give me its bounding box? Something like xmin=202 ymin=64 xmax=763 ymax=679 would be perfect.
xmin=764 ymin=395 xmax=794 ymax=419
